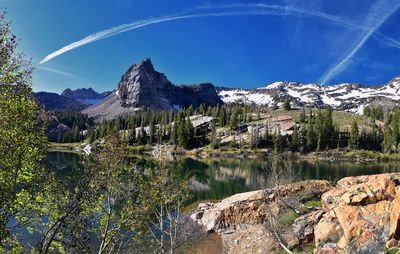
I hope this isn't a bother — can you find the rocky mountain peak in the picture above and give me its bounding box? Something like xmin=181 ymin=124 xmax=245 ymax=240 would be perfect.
xmin=83 ymin=58 xmax=222 ymax=120
xmin=117 ymin=58 xmax=172 ymax=109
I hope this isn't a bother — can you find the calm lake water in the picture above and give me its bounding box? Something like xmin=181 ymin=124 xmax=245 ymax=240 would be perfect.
xmin=45 ymin=151 xmax=400 ymax=204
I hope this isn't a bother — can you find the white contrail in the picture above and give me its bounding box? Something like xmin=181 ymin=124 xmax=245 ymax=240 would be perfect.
xmin=39 ymin=2 xmax=400 ymax=84
xmin=36 ymin=66 xmax=90 ymax=84
xmin=196 ymin=3 xmax=360 ymax=30
xmin=36 ymin=66 xmax=79 ymax=78
xmin=320 ymin=1 xmax=400 ymax=85
xmin=375 ymin=32 xmax=400 ymax=50
xmin=40 ymin=10 xmax=279 ymax=64
xmin=39 ymin=4 xmax=361 ymax=64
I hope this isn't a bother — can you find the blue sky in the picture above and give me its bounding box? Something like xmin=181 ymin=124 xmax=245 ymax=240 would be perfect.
xmin=2 ymin=0 xmax=400 ymax=93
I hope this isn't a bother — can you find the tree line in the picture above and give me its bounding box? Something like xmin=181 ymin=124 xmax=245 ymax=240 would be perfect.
xmin=49 ymin=100 xmax=400 ymax=155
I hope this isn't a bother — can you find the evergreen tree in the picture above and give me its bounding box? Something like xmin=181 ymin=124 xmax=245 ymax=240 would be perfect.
xmin=148 ymin=116 xmax=155 ymax=144
xmin=129 ymin=127 xmax=136 ymax=145
xmin=177 ymin=116 xmax=186 ymax=147
xmin=139 ymin=122 xmax=147 ymax=145
xmin=210 ymin=120 xmax=217 ymax=149
xmin=349 ymin=120 xmax=359 ymax=149
xmin=383 ymin=112 xmax=393 ymax=153
xmin=283 ymin=99 xmax=291 ymax=111
xmin=187 ymin=105 xmax=194 ymax=117
xmin=229 ymin=108 xmax=239 ymax=129
xmin=87 ymin=127 xmax=95 ymax=143
xmin=306 ymin=119 xmax=315 ymax=150
xmin=273 ymin=128 xmax=284 ymax=153
xmin=300 ymin=107 xmax=306 ymax=123
xmin=199 ymin=103 xmax=206 ymax=116
xmin=171 ymin=120 xmax=178 ymax=145
xmin=290 ymin=125 xmax=300 ymax=151
xmin=218 ymin=107 xmax=227 ymax=127
xmin=363 ymin=106 xmax=371 ymax=117
xmin=248 ymin=113 xmax=253 ymax=123
xmin=185 ymin=117 xmax=194 ymax=148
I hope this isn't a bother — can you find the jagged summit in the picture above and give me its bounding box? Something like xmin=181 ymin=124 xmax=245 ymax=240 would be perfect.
xmin=83 ymin=58 xmax=222 ymax=120
xmin=117 ymin=58 xmax=174 ymax=109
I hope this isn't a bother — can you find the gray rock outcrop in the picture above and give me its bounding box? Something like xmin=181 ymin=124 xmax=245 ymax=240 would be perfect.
xmin=83 ymin=58 xmax=222 ymax=120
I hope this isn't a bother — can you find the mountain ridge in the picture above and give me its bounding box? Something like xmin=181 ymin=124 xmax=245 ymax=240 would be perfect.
xmin=218 ymin=77 xmax=400 ymax=113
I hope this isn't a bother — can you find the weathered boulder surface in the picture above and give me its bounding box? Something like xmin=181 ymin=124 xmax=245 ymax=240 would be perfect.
xmin=192 ymin=173 xmax=400 ymax=253
xmin=191 ymin=180 xmax=331 ymax=233
xmin=312 ymin=173 xmax=400 ymax=254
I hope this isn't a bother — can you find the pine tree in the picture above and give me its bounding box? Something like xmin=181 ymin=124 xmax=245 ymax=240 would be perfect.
xmin=349 ymin=120 xmax=359 ymax=149
xmin=383 ymin=112 xmax=394 ymax=153
xmin=363 ymin=106 xmax=371 ymax=117
xmin=139 ymin=122 xmax=147 ymax=145
xmin=250 ymin=127 xmax=255 ymax=149
xmin=187 ymin=105 xmax=194 ymax=117
xmin=185 ymin=117 xmax=194 ymax=148
xmin=243 ymin=107 xmax=248 ymax=123
xmin=210 ymin=120 xmax=217 ymax=149
xmin=284 ymin=99 xmax=291 ymax=111
xmin=199 ymin=103 xmax=206 ymax=116
xmin=149 ymin=116 xmax=155 ymax=144
xmin=248 ymin=113 xmax=253 ymax=123
xmin=218 ymin=107 xmax=227 ymax=127
xmin=290 ymin=125 xmax=300 ymax=151
xmin=230 ymin=108 xmax=239 ymax=130
xmin=87 ymin=127 xmax=95 ymax=143
xmin=129 ymin=127 xmax=136 ymax=145
xmin=177 ymin=117 xmax=186 ymax=147
xmin=300 ymin=107 xmax=306 ymax=123
xmin=273 ymin=128 xmax=284 ymax=153
xmin=306 ymin=119 xmax=315 ymax=150
xmin=171 ymin=120 xmax=178 ymax=145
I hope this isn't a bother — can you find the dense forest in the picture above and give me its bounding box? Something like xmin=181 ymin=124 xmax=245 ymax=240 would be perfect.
xmin=49 ymin=101 xmax=400 ymax=155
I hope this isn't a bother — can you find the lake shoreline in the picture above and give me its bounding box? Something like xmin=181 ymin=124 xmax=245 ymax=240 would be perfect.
xmin=49 ymin=142 xmax=400 ymax=162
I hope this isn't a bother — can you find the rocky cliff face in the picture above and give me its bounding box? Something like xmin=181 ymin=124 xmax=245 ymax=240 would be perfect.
xmin=116 ymin=58 xmax=176 ymax=110
xmin=84 ymin=58 xmax=222 ymax=120
xmin=116 ymin=58 xmax=222 ymax=110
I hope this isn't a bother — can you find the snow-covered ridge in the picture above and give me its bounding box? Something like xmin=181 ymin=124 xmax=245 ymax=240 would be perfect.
xmin=218 ymin=77 xmax=400 ymax=113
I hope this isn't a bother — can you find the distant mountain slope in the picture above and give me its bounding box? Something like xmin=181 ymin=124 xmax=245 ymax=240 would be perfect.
xmin=61 ymin=87 xmax=112 ymax=105
xmin=218 ymin=77 xmax=400 ymax=113
xmin=83 ymin=58 xmax=222 ymax=120
xmin=34 ymin=87 xmax=111 ymax=112
xmin=34 ymin=92 xmax=88 ymax=111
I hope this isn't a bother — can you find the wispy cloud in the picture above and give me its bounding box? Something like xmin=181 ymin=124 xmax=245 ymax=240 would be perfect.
xmin=375 ymin=32 xmax=400 ymax=50
xmin=36 ymin=66 xmax=79 ymax=78
xmin=39 ymin=2 xmax=400 ymax=84
xmin=39 ymin=3 xmax=362 ymax=64
xmin=36 ymin=66 xmax=90 ymax=85
xmin=319 ymin=0 xmax=400 ymax=84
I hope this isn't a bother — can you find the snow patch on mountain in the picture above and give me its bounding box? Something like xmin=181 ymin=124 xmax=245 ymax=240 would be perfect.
xmin=218 ymin=77 xmax=400 ymax=114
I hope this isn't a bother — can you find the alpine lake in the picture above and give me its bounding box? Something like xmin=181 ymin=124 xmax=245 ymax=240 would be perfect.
xmin=45 ymin=151 xmax=400 ymax=205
